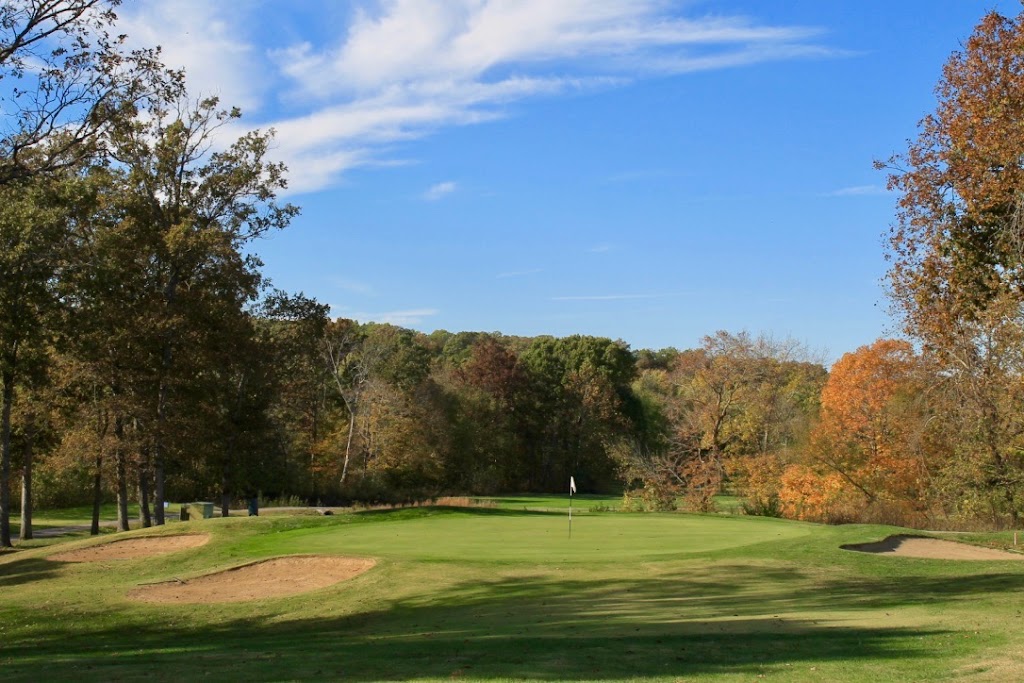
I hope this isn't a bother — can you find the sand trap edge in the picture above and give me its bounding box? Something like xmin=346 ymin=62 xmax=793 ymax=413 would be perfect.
xmin=127 ymin=554 xmax=377 ymax=604
xmin=841 ymin=534 xmax=1024 ymax=560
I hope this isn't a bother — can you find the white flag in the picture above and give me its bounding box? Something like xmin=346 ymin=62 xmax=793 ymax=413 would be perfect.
xmin=570 ymin=476 xmax=576 ymax=495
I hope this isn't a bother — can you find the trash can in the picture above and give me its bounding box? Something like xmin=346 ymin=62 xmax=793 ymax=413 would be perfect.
xmin=247 ymin=497 xmax=259 ymax=516
xmin=179 ymin=505 xmax=190 ymax=522
xmin=193 ymin=502 xmax=214 ymax=519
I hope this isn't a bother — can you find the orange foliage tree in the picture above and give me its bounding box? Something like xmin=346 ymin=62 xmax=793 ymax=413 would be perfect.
xmin=793 ymin=339 xmax=931 ymax=523
xmin=880 ymin=8 xmax=1024 ymax=523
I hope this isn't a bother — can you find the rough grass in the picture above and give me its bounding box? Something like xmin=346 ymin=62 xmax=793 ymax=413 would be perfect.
xmin=476 ymin=493 xmax=622 ymax=511
xmin=2 ymin=506 xmax=1024 ymax=681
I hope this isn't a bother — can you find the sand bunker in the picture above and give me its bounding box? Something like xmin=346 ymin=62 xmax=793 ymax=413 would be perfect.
xmin=51 ymin=534 xmax=210 ymax=562
xmin=129 ymin=555 xmax=376 ymax=603
xmin=842 ymin=535 xmax=1024 ymax=560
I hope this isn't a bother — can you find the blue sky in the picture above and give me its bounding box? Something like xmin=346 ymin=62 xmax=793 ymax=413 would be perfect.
xmin=119 ymin=1 xmax=1020 ymax=360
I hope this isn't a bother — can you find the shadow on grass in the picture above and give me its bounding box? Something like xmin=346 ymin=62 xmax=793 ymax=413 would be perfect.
xmin=4 ymin=562 xmax=1006 ymax=681
xmin=0 ymin=556 xmax=65 ymax=587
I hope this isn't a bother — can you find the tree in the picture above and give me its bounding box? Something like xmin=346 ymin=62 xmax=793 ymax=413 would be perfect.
xmin=519 ymin=335 xmax=636 ymax=492
xmin=0 ymin=172 xmax=87 ymax=545
xmin=805 ymin=339 xmax=932 ymax=522
xmin=100 ymin=95 xmax=297 ymax=524
xmin=616 ymin=333 xmax=824 ymax=512
xmin=323 ymin=318 xmax=368 ymax=487
xmin=881 ymin=8 xmax=1024 ymax=523
xmin=258 ymin=291 xmax=330 ymax=499
xmin=0 ymin=1 xmax=178 ymax=544
xmin=0 ymin=0 xmax=172 ymax=184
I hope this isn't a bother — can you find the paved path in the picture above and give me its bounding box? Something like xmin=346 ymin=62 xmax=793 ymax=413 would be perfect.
xmin=30 ymin=512 xmax=183 ymax=539
xmin=23 ymin=506 xmax=344 ymax=539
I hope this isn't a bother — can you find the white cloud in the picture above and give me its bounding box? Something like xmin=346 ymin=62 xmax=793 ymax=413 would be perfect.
xmin=328 ymin=277 xmax=375 ymax=295
xmin=552 ymin=293 xmax=681 ymax=301
xmin=825 ymin=184 xmax=890 ymax=197
xmin=349 ymin=308 xmax=440 ymax=326
xmin=118 ymin=0 xmax=265 ymax=113
xmin=497 ymin=268 xmax=542 ymax=278
xmin=588 ymin=243 xmax=614 ymax=253
xmin=119 ymin=1 xmax=842 ymax=194
xmin=422 ymin=181 xmax=458 ymax=201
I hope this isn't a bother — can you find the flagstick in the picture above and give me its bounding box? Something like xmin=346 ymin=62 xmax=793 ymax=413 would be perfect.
xmin=569 ymin=489 xmax=573 ymax=539
xmin=568 ymin=475 xmax=576 ymax=539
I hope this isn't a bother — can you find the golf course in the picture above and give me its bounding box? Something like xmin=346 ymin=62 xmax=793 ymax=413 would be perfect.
xmin=3 ymin=500 xmax=1024 ymax=682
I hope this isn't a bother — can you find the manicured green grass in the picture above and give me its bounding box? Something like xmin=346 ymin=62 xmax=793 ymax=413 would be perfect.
xmin=2 ymin=507 xmax=1024 ymax=681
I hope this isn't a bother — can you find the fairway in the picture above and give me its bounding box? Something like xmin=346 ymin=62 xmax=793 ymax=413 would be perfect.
xmin=4 ymin=507 xmax=1024 ymax=682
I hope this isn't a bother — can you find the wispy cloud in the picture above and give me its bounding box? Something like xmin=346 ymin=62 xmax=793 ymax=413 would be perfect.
xmin=824 ymin=184 xmax=890 ymax=197
xmin=601 ymin=168 xmax=676 ymax=184
xmin=588 ymin=243 xmax=614 ymax=253
xmin=119 ymin=0 xmax=264 ymax=113
xmin=422 ymin=180 xmax=458 ymax=201
xmin=552 ymin=293 xmax=683 ymax=301
xmin=497 ymin=268 xmax=542 ymax=279
xmin=120 ymin=1 xmax=844 ymax=194
xmin=349 ymin=308 xmax=440 ymax=326
xmin=327 ymin=277 xmax=375 ymax=295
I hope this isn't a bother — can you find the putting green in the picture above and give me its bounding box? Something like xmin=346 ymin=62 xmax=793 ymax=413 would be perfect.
xmin=246 ymin=510 xmax=812 ymax=563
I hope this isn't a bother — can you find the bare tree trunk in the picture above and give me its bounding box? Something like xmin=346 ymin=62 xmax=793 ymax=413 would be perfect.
xmin=1 ymin=369 xmax=14 ymax=547
xmin=19 ymin=418 xmax=34 ymax=541
xmin=341 ymin=410 xmax=354 ymax=485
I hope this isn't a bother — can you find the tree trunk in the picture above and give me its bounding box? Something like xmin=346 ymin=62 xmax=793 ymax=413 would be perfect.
xmin=153 ymin=274 xmax=179 ymax=527
xmin=153 ymin=372 xmax=168 ymax=525
xmin=91 ymin=449 xmax=102 ymax=536
xmin=114 ymin=415 xmax=129 ymax=532
xmin=341 ymin=410 xmax=355 ymax=485
xmin=154 ymin=456 xmax=165 ymax=525
xmin=220 ymin=459 xmax=230 ymax=518
xmin=19 ymin=419 xmax=33 ymax=541
xmin=91 ymin=395 xmax=107 ymax=536
xmin=138 ymin=467 xmax=152 ymax=528
xmin=1 ymin=369 xmax=14 ymax=547
xmin=137 ymin=434 xmax=152 ymax=528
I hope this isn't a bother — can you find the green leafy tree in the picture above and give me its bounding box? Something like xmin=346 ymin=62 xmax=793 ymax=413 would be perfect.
xmin=98 ymin=95 xmax=297 ymax=524
xmin=0 ymin=173 xmax=89 ymax=545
